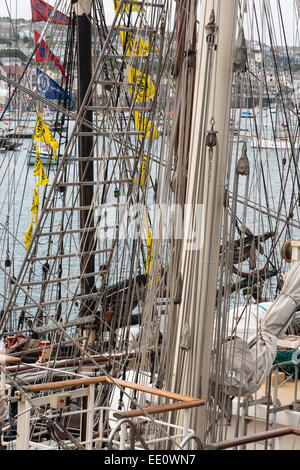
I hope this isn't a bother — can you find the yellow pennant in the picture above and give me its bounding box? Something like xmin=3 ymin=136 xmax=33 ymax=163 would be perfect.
xmin=134 ymin=156 xmax=148 ymax=187
xmin=120 ymin=31 xmax=155 ymax=56
xmin=144 ymin=212 xmax=153 ymax=277
xmin=134 ymin=111 xmax=159 ymax=141
xmin=33 ymin=144 xmax=41 ymax=177
xmin=127 ymin=65 xmax=156 ymax=103
xmin=38 ymin=161 xmax=49 ymax=187
xmin=34 ymin=108 xmax=59 ymax=161
xmin=24 ymin=217 xmax=34 ymax=251
xmin=114 ymin=0 xmax=141 ymax=12
xmin=34 ymin=145 xmax=49 ymax=186
xmin=140 ymin=156 xmax=148 ymax=187
xmin=144 ymin=213 xmax=161 ymax=284
xmin=30 ymin=183 xmax=39 ymax=223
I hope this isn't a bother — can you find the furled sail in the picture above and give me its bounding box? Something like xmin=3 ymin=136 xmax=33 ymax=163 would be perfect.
xmin=212 ymin=261 xmax=300 ymax=398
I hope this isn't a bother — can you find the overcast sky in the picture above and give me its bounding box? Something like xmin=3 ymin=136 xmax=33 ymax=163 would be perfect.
xmin=0 ymin=0 xmax=298 ymax=45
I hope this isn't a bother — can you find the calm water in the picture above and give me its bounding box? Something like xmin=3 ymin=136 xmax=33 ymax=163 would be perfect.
xmin=0 ymin=109 xmax=298 ymax=331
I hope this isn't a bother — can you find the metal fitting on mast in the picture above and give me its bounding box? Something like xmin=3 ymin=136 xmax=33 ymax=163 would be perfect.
xmin=73 ymin=0 xmax=92 ymax=16
xmin=205 ymin=9 xmax=218 ymax=46
xmin=206 ymin=119 xmax=217 ymax=149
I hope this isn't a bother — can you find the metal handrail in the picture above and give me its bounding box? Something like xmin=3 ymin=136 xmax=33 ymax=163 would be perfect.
xmin=212 ymin=426 xmax=300 ymax=450
xmin=107 ymin=418 xmax=149 ymax=450
xmin=180 ymin=433 xmax=204 ymax=450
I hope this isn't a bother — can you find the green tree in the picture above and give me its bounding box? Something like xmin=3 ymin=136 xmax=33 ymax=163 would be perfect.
xmin=0 ymin=49 xmax=27 ymax=63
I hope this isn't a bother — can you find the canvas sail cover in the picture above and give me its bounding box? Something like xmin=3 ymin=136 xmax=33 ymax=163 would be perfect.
xmin=212 ymin=261 xmax=300 ymax=397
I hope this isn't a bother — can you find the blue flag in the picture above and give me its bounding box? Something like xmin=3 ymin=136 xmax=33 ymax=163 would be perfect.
xmin=36 ymin=68 xmax=74 ymax=110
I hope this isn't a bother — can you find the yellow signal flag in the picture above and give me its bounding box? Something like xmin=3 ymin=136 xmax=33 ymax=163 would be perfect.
xmin=134 ymin=111 xmax=159 ymax=141
xmin=144 ymin=212 xmax=153 ymax=276
xmin=33 ymin=145 xmax=49 ymax=186
xmin=33 ymin=144 xmax=41 ymax=177
xmin=127 ymin=65 xmax=156 ymax=103
xmin=120 ymin=31 xmax=156 ymax=56
xmin=24 ymin=217 xmax=34 ymax=251
xmin=140 ymin=156 xmax=148 ymax=187
xmin=34 ymin=108 xmax=59 ymax=161
xmin=114 ymin=0 xmax=141 ymax=12
xmin=38 ymin=162 xmax=49 ymax=187
xmin=30 ymin=183 xmax=39 ymax=223
xmin=144 ymin=213 xmax=160 ymax=283
xmin=134 ymin=155 xmax=148 ymax=187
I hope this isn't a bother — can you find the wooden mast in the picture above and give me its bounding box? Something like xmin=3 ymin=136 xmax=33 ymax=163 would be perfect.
xmin=76 ymin=0 xmax=96 ymax=318
xmin=75 ymin=0 xmax=94 ymax=445
xmin=171 ymin=0 xmax=238 ymax=441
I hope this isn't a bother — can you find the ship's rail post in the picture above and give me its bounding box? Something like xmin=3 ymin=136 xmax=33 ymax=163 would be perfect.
xmin=294 ymin=363 xmax=298 ymax=402
xmin=0 ymin=364 xmax=5 ymax=396
xmin=120 ymin=422 xmax=127 ymax=450
xmin=270 ymin=368 xmax=279 ymax=450
xmin=96 ymin=407 xmax=104 ymax=449
xmin=86 ymin=384 xmax=95 ymax=450
xmin=240 ymin=398 xmax=250 ymax=451
xmin=15 ymin=394 xmax=31 ymax=450
xmin=0 ymin=355 xmax=22 ymax=449
xmin=264 ymin=360 xmax=299 ymax=449
xmin=108 ymin=418 xmax=149 ymax=450
xmin=183 ymin=409 xmax=190 ymax=437
xmin=0 ymin=354 xmax=20 ymax=395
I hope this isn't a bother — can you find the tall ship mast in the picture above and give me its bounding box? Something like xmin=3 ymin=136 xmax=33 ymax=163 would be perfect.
xmin=0 ymin=0 xmax=300 ymax=451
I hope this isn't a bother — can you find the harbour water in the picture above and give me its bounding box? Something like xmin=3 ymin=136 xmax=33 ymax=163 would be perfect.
xmin=0 ymin=108 xmax=298 ymax=334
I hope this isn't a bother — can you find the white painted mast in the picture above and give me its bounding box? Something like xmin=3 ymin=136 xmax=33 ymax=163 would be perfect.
xmin=170 ymin=0 xmax=238 ymax=440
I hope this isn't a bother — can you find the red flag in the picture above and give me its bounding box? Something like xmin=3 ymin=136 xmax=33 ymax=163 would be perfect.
xmin=34 ymin=30 xmax=66 ymax=78
xmin=31 ymin=0 xmax=69 ymax=25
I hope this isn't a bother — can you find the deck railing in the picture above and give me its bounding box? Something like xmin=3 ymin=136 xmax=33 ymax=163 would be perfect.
xmin=1 ymin=372 xmax=205 ymax=450
xmin=211 ymin=427 xmax=300 ymax=450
